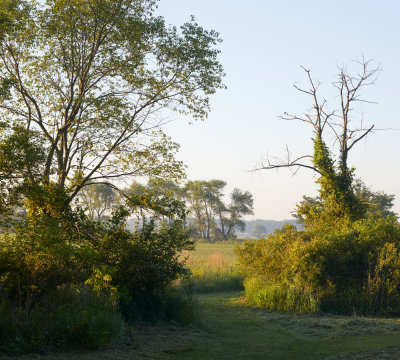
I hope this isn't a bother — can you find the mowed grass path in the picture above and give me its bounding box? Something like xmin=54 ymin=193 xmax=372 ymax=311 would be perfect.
xmin=161 ymin=292 xmax=400 ymax=360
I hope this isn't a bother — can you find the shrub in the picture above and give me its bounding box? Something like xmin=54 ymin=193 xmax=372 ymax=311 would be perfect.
xmin=0 ymin=286 xmax=123 ymax=352
xmin=237 ymin=217 xmax=400 ymax=315
xmin=0 ymin=207 xmax=195 ymax=352
xmin=92 ymin=212 xmax=194 ymax=320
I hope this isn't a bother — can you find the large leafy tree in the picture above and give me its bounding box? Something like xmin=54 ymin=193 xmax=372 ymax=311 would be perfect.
xmin=0 ymin=0 xmax=224 ymax=216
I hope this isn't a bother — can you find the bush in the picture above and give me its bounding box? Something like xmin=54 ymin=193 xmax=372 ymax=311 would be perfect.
xmin=0 ymin=286 xmax=123 ymax=352
xmin=0 ymin=207 xmax=195 ymax=352
xmin=237 ymin=218 xmax=400 ymax=315
xmin=92 ymin=212 xmax=194 ymax=320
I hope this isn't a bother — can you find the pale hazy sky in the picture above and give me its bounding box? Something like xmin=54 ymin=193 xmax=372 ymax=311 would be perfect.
xmin=157 ymin=0 xmax=400 ymax=220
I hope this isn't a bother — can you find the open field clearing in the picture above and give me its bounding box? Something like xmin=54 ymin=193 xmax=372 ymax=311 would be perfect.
xmin=182 ymin=242 xmax=239 ymax=264
xmin=3 ymin=291 xmax=400 ymax=360
xmin=180 ymin=242 xmax=243 ymax=293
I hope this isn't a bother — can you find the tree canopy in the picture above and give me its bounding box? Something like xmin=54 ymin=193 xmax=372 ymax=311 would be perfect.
xmin=0 ymin=0 xmax=225 ymax=217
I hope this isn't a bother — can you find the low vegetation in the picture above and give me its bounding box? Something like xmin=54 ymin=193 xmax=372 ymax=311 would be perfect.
xmin=5 ymin=292 xmax=400 ymax=360
xmin=181 ymin=243 xmax=243 ymax=293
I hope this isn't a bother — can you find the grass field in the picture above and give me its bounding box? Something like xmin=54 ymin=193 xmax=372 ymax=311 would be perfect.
xmin=3 ymin=242 xmax=400 ymax=360
xmin=180 ymin=242 xmax=243 ymax=293
xmin=183 ymin=242 xmax=238 ymax=263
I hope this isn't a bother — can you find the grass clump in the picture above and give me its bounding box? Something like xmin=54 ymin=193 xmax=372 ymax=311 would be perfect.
xmin=243 ymin=277 xmax=318 ymax=314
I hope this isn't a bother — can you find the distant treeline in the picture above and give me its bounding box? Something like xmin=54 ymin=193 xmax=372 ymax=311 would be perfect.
xmin=240 ymin=219 xmax=298 ymax=237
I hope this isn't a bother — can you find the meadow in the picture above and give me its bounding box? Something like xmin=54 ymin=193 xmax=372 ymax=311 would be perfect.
xmin=179 ymin=242 xmax=243 ymax=293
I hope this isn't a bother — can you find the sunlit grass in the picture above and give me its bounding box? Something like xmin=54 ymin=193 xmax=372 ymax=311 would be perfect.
xmin=180 ymin=242 xmax=244 ymax=293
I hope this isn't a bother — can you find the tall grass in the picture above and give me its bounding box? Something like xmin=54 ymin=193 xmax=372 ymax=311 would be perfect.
xmin=181 ymin=249 xmax=243 ymax=293
xmin=243 ymin=277 xmax=319 ymax=314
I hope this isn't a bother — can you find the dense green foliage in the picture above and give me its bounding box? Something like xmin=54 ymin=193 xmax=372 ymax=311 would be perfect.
xmin=238 ymin=136 xmax=400 ymax=315
xmin=0 ymin=206 xmax=195 ymax=352
xmin=238 ymin=219 xmax=400 ymax=314
xmin=0 ymin=286 xmax=123 ymax=352
xmin=238 ymin=142 xmax=400 ymax=316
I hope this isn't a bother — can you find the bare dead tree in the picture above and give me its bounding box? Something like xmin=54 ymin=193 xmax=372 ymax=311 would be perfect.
xmin=334 ymin=58 xmax=379 ymax=171
xmin=257 ymin=58 xmax=380 ymax=175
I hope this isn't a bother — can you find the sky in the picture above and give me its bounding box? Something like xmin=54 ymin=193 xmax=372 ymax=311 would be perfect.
xmin=155 ymin=0 xmax=400 ymax=220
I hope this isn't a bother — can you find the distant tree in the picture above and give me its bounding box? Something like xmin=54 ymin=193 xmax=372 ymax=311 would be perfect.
xmin=184 ymin=180 xmax=218 ymax=239
xmin=222 ymin=189 xmax=254 ymax=239
xmin=184 ymin=180 xmax=253 ymax=241
xmin=203 ymin=180 xmax=227 ymax=239
xmin=253 ymin=222 xmax=267 ymax=238
xmin=80 ymin=184 xmax=117 ymax=221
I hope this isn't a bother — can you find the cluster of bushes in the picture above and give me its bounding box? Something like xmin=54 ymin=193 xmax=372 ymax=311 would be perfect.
xmin=237 ymin=217 xmax=400 ymax=315
xmin=0 ymin=206 xmax=195 ymax=352
xmin=237 ymin=133 xmax=400 ymax=316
